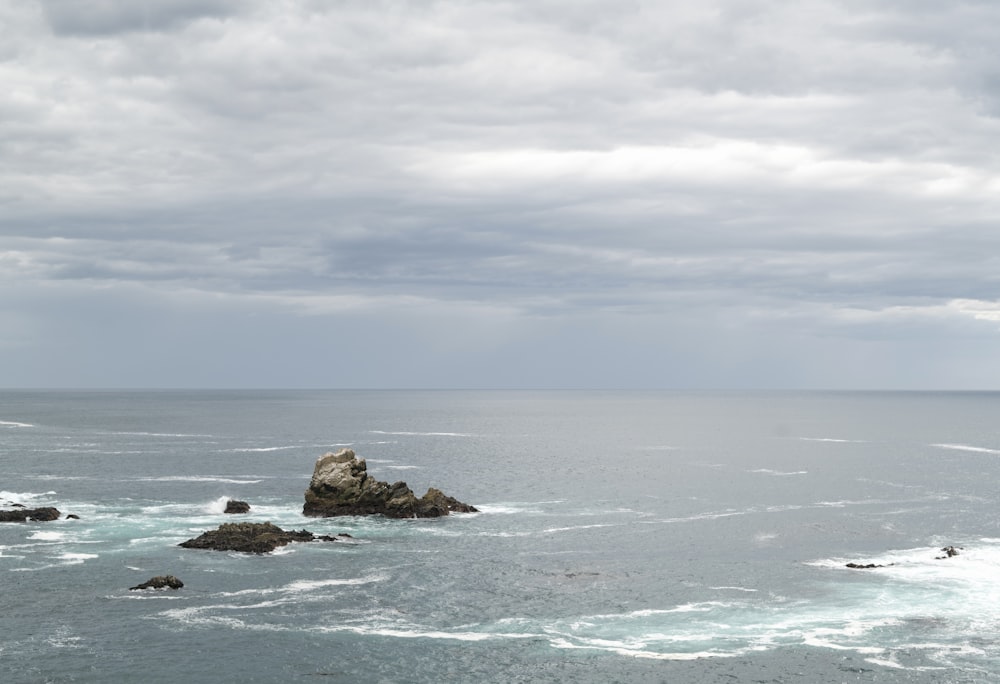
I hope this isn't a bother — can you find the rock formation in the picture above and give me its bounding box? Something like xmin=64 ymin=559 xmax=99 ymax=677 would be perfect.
xmin=130 ymin=575 xmax=184 ymax=590
xmin=302 ymin=449 xmax=477 ymax=518
xmin=179 ymin=522 xmax=351 ymax=554
xmin=0 ymin=507 xmax=61 ymax=522
xmin=223 ymin=499 xmax=251 ymax=514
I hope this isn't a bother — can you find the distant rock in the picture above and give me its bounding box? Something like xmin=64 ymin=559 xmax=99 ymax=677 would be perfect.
xmin=179 ymin=522 xmax=351 ymax=554
xmin=936 ymin=545 xmax=962 ymax=559
xmin=845 ymin=562 xmax=893 ymax=569
xmin=0 ymin=507 xmax=60 ymax=522
xmin=130 ymin=575 xmax=184 ymax=591
xmin=302 ymin=449 xmax=477 ymax=518
xmin=223 ymin=499 xmax=251 ymax=514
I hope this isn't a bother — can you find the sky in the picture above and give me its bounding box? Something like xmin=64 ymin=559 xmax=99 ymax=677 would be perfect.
xmin=4 ymin=0 xmax=1000 ymax=389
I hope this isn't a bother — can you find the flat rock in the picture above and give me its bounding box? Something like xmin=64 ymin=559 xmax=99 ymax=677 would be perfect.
xmin=0 ymin=507 xmax=61 ymax=522
xmin=130 ymin=575 xmax=184 ymax=590
xmin=302 ymin=449 xmax=477 ymax=518
xmin=179 ymin=522 xmax=350 ymax=554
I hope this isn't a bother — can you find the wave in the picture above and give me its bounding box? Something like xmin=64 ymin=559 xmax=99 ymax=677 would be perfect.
xmin=0 ymin=420 xmax=34 ymax=428
xmin=104 ymin=431 xmax=214 ymax=438
xmin=749 ymin=469 xmax=809 ymax=476
xmin=931 ymin=443 xmax=1000 ymax=455
xmin=798 ymin=437 xmax=867 ymax=443
xmin=221 ymin=446 xmax=300 ymax=453
xmin=28 ymin=530 xmax=67 ymax=542
xmin=1 ymin=489 xmax=57 ymax=504
xmin=134 ymin=476 xmax=263 ymax=484
xmin=541 ymin=523 xmax=621 ymax=534
xmin=369 ymin=430 xmax=472 ymax=437
xmin=281 ymin=576 xmax=385 ymax=592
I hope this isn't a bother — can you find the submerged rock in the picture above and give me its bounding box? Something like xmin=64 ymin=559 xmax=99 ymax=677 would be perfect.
xmin=130 ymin=575 xmax=184 ymax=591
xmin=302 ymin=449 xmax=477 ymax=518
xmin=0 ymin=507 xmax=60 ymax=522
xmin=223 ymin=499 xmax=251 ymax=514
xmin=845 ymin=562 xmax=893 ymax=569
xmin=179 ymin=522 xmax=350 ymax=554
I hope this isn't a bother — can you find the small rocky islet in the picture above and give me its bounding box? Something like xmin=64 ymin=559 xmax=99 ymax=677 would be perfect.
xmin=178 ymin=449 xmax=476 ymax=553
xmin=178 ymin=521 xmax=353 ymax=554
xmin=302 ymin=448 xmax=477 ymax=518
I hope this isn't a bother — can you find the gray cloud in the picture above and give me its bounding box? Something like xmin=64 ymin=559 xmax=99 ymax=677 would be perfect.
xmin=3 ymin=0 xmax=1000 ymax=388
xmin=39 ymin=0 xmax=241 ymax=36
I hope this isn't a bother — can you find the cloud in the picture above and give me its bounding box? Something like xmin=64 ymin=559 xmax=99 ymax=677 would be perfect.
xmin=38 ymin=0 xmax=241 ymax=36
xmin=3 ymin=0 xmax=1000 ymax=387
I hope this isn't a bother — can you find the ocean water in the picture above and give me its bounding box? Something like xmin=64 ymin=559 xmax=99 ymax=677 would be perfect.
xmin=2 ymin=390 xmax=1000 ymax=683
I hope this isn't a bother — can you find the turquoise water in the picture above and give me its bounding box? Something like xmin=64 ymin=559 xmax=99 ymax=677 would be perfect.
xmin=2 ymin=390 xmax=1000 ymax=682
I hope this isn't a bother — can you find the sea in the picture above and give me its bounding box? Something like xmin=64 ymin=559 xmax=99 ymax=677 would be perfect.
xmin=2 ymin=390 xmax=1000 ymax=683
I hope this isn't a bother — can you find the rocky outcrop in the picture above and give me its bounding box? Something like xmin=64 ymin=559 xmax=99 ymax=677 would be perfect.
xmin=130 ymin=575 xmax=184 ymax=590
xmin=302 ymin=449 xmax=477 ymax=518
xmin=847 ymin=545 xmax=966 ymax=569
xmin=179 ymin=522 xmax=351 ymax=554
xmin=223 ymin=499 xmax=251 ymax=514
xmin=0 ymin=507 xmax=60 ymax=522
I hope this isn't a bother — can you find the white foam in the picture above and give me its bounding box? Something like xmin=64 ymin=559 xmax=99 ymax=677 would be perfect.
xmin=204 ymin=496 xmax=232 ymax=514
xmin=282 ymin=576 xmax=385 ymax=592
xmin=474 ymin=503 xmax=538 ymax=515
xmin=931 ymin=443 xmax=1000 ymax=455
xmin=0 ymin=420 xmax=33 ymax=428
xmin=58 ymin=552 xmax=98 ymax=564
xmin=314 ymin=624 xmax=518 ymax=642
xmin=28 ymin=530 xmax=66 ymax=541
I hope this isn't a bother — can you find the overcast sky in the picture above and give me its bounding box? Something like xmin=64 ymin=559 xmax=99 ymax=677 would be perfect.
xmin=3 ymin=0 xmax=1000 ymax=389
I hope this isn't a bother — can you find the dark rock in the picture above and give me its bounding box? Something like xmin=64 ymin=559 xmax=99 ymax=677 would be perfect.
xmin=935 ymin=545 xmax=963 ymax=559
xmin=302 ymin=449 xmax=477 ymax=518
xmin=315 ymin=533 xmax=355 ymax=542
xmin=0 ymin=507 xmax=61 ymax=522
xmin=223 ymin=499 xmax=251 ymax=514
xmin=845 ymin=562 xmax=893 ymax=569
xmin=180 ymin=522 xmax=317 ymax=554
xmin=130 ymin=575 xmax=184 ymax=591
xmin=66 ymin=514 xmax=80 ymax=520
